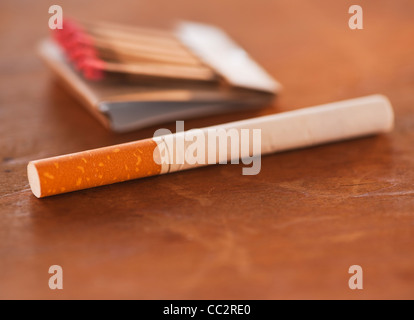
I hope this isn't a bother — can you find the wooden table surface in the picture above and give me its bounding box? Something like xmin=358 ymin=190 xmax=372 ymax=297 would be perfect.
xmin=1 ymin=0 xmax=414 ymax=299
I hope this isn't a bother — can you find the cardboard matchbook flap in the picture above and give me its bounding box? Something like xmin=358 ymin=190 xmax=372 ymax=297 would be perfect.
xmin=176 ymin=22 xmax=281 ymax=93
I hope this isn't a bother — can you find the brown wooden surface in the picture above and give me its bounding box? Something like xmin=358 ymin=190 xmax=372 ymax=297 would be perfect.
xmin=1 ymin=0 xmax=414 ymax=299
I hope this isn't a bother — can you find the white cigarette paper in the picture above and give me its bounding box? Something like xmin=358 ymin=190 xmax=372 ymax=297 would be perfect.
xmin=153 ymin=94 xmax=394 ymax=173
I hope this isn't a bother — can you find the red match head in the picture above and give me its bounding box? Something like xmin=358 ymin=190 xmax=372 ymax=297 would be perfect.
xmin=51 ymin=19 xmax=104 ymax=81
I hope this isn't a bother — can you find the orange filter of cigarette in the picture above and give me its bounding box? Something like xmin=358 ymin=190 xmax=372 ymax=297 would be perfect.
xmin=27 ymin=139 xmax=161 ymax=198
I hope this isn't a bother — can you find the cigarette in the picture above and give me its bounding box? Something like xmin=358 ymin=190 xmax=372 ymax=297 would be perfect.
xmin=27 ymin=94 xmax=394 ymax=198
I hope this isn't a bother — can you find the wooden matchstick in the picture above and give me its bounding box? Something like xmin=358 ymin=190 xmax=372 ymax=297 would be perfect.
xmin=55 ymin=19 xmax=202 ymax=66
xmin=80 ymin=58 xmax=217 ymax=81
xmin=53 ymin=19 xmax=215 ymax=81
